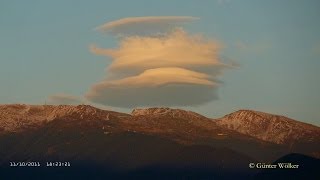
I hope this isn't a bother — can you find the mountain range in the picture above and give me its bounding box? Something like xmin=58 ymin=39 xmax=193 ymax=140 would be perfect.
xmin=0 ymin=104 xmax=319 ymax=179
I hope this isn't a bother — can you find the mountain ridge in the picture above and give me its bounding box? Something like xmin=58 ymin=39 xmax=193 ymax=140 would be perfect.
xmin=132 ymin=107 xmax=207 ymax=120
xmin=0 ymin=104 xmax=319 ymax=179
xmin=216 ymin=109 xmax=320 ymax=144
xmin=0 ymin=104 xmax=129 ymax=133
xmin=1 ymin=104 xmax=319 ymax=136
xmin=1 ymin=104 xmax=319 ymax=159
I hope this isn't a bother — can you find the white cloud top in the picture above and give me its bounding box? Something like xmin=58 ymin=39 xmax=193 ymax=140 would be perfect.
xmin=90 ymin=29 xmax=224 ymax=74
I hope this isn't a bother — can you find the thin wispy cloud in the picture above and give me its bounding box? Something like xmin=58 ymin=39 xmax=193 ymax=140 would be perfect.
xmin=217 ymin=0 xmax=231 ymax=5
xmin=48 ymin=94 xmax=83 ymax=105
xmin=95 ymin=16 xmax=198 ymax=36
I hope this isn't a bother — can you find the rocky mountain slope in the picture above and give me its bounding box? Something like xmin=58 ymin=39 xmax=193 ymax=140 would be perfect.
xmin=215 ymin=110 xmax=320 ymax=144
xmin=215 ymin=110 xmax=320 ymax=158
xmin=0 ymin=104 xmax=319 ymax=179
xmin=0 ymin=104 xmax=129 ymax=133
xmin=0 ymin=105 xmax=319 ymax=159
xmin=128 ymin=107 xmax=234 ymax=142
xmin=132 ymin=107 xmax=207 ymax=121
xmin=0 ymin=105 xmax=257 ymax=179
xmin=0 ymin=105 xmax=253 ymax=143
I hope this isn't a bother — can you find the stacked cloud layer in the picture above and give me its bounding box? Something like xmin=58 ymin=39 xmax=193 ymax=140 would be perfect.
xmin=86 ymin=16 xmax=230 ymax=108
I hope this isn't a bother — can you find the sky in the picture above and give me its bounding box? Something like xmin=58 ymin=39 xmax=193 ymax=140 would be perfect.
xmin=0 ymin=0 xmax=320 ymax=126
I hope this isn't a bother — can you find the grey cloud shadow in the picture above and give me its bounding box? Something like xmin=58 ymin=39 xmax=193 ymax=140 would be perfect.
xmin=86 ymin=84 xmax=218 ymax=108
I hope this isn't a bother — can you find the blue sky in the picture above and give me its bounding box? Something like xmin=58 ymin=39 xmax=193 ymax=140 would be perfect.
xmin=1 ymin=0 xmax=320 ymax=125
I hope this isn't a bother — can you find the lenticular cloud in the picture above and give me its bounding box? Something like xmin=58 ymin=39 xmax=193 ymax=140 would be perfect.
xmin=86 ymin=16 xmax=231 ymax=108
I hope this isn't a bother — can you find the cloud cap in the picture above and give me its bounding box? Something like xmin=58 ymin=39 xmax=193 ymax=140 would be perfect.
xmin=86 ymin=16 xmax=230 ymax=108
xmin=85 ymin=67 xmax=218 ymax=107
